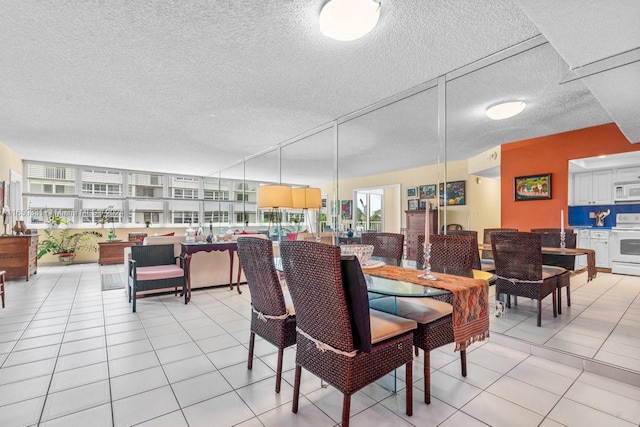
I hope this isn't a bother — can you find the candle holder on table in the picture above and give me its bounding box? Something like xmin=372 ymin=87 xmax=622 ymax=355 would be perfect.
xmin=418 ymin=242 xmax=437 ymax=281
xmin=560 ymin=231 xmax=566 ymax=249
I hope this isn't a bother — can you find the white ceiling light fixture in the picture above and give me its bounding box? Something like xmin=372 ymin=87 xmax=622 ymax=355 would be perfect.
xmin=486 ymin=101 xmax=526 ymax=120
xmin=319 ymin=0 xmax=382 ymax=41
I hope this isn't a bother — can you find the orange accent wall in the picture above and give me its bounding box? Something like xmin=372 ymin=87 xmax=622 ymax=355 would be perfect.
xmin=501 ymin=123 xmax=640 ymax=230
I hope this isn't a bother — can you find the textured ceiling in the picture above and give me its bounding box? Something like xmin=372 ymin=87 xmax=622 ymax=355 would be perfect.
xmin=0 ymin=1 xmax=637 ymax=183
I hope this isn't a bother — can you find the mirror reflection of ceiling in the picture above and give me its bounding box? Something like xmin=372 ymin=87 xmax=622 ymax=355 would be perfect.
xmin=1 ymin=1 xmax=638 ymax=180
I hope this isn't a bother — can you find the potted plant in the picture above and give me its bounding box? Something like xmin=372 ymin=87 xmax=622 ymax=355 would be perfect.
xmin=37 ymin=228 xmax=103 ymax=262
xmin=96 ymin=206 xmax=114 ymax=228
xmin=144 ymin=219 xmax=152 ymax=228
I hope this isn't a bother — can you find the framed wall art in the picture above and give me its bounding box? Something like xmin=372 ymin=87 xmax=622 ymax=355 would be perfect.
xmin=406 ymin=187 xmax=417 ymax=198
xmin=340 ymin=200 xmax=353 ymax=220
xmin=439 ymin=181 xmax=466 ymax=206
xmin=419 ymin=199 xmax=428 ymax=210
xmin=514 ymin=173 xmax=551 ymax=201
xmin=408 ymin=199 xmax=419 ymax=210
xmin=419 ymin=184 xmax=436 ymax=199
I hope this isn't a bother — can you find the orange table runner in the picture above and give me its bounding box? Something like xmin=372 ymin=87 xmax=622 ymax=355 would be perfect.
xmin=367 ymin=265 xmax=489 ymax=351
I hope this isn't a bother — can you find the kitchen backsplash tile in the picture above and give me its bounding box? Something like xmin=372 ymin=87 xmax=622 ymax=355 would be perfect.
xmin=569 ymin=204 xmax=640 ymax=228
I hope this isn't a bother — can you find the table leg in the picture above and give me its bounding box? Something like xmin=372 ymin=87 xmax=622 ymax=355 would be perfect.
xmin=184 ymin=253 xmax=192 ymax=303
xmin=228 ymin=251 xmax=235 ymax=292
xmin=236 ymin=260 xmax=243 ymax=294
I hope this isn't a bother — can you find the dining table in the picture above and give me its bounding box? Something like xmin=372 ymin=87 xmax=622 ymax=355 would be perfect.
xmin=478 ymin=243 xmax=597 ymax=281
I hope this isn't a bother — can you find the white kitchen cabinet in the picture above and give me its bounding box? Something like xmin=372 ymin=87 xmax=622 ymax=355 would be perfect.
xmin=573 ymin=170 xmax=612 ymax=205
xmin=575 ymin=229 xmax=590 ymax=269
xmin=615 ymin=166 xmax=640 ymax=183
xmin=590 ymin=229 xmax=610 ymax=268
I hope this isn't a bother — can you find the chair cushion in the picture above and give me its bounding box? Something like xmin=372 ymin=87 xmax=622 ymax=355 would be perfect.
xmin=282 ymin=288 xmax=296 ymax=316
xmin=136 ymin=265 xmax=184 ymax=281
xmin=369 ymin=309 xmax=417 ymax=344
xmin=341 ymin=256 xmax=372 ymax=353
xmin=542 ymin=265 xmax=567 ymax=279
xmin=369 ymin=297 xmax=452 ymax=324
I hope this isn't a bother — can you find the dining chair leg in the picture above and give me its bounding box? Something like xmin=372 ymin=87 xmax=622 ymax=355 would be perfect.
xmin=342 ymin=394 xmax=352 ymax=427
xmin=247 ymin=331 xmax=255 ymax=370
xmin=557 ymin=287 xmax=563 ymax=315
xmin=275 ymin=347 xmax=284 ymax=393
xmin=414 ymin=346 xmax=419 ymax=357
xmin=460 ymin=349 xmax=467 ymax=377
xmin=566 ymin=286 xmax=571 ymax=306
xmin=506 ymin=294 xmax=511 ymax=309
xmin=553 ymin=291 xmax=557 ymax=318
xmin=537 ymin=300 xmax=542 ymax=327
xmin=292 ymin=365 xmax=302 ymax=413
xmin=406 ymin=360 xmax=413 ymax=416
xmin=424 ymin=351 xmax=431 ymax=404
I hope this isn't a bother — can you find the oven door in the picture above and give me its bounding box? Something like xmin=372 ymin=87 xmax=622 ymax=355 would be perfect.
xmin=611 ymin=229 xmax=640 ymax=263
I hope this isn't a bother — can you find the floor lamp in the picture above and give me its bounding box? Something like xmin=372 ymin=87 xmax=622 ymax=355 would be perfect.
xmin=292 ymin=187 xmax=322 ymax=241
xmin=257 ymin=185 xmax=293 ymax=243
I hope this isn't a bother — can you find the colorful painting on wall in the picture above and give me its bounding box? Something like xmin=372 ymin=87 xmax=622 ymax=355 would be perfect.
xmin=514 ymin=173 xmax=551 ymax=201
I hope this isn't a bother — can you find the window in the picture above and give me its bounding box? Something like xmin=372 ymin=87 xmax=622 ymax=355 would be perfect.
xmin=204 ymin=211 xmax=229 ymax=223
xmin=204 ymin=190 xmax=230 ymax=200
xmin=172 ymin=211 xmax=199 ymax=224
xmin=173 ymin=188 xmax=197 ymax=199
xmin=235 ymin=193 xmax=249 ymax=202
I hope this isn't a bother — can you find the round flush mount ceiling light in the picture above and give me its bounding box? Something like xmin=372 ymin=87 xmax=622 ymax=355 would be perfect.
xmin=319 ymin=0 xmax=381 ymax=41
xmin=486 ymin=101 xmax=526 ymax=120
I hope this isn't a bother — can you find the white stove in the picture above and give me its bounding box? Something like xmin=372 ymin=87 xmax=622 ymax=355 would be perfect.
xmin=611 ymin=213 xmax=640 ymax=275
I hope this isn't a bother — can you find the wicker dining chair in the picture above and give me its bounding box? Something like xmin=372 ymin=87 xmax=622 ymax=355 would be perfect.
xmin=236 ymin=237 xmax=296 ymax=393
xmin=530 ymin=228 xmax=575 ymax=314
xmin=280 ymin=241 xmax=416 ymax=426
xmin=416 ymin=234 xmax=476 ymax=271
xmin=373 ymin=233 xmax=475 ymax=403
xmin=491 ymin=232 xmax=563 ymax=326
xmin=481 ymin=228 xmax=518 ymax=271
xmin=445 ymin=230 xmax=482 ymax=270
xmin=361 ymin=232 xmax=405 ymax=265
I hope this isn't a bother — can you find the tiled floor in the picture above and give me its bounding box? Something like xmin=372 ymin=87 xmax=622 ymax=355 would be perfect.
xmin=0 ymin=263 xmax=639 ymax=426
xmin=490 ymin=270 xmax=640 ymax=373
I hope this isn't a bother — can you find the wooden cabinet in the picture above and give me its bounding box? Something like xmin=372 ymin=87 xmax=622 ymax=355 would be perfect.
xmin=99 ymin=241 xmax=137 ymax=265
xmin=573 ymin=170 xmax=612 ymax=205
xmin=405 ymin=209 xmax=438 ymax=261
xmin=0 ymin=235 xmax=38 ymax=280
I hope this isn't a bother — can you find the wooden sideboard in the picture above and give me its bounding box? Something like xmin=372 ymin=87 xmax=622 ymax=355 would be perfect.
xmin=405 ymin=209 xmax=438 ymax=261
xmin=0 ymin=235 xmax=38 ymax=280
xmin=99 ymin=241 xmax=137 ymax=265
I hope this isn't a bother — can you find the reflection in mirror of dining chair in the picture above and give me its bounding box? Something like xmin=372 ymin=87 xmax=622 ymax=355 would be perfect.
xmin=491 ymin=232 xmax=566 ymax=327
xmin=530 ymin=228 xmax=576 ymax=314
xmin=236 ymin=237 xmax=296 ymax=393
xmin=481 ymin=228 xmax=518 ymax=271
xmin=436 ymin=230 xmax=481 ymax=270
xmin=361 ymin=232 xmax=404 ymax=266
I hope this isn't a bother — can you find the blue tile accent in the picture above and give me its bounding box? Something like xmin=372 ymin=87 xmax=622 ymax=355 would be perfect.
xmin=569 ymin=203 xmax=640 ymax=228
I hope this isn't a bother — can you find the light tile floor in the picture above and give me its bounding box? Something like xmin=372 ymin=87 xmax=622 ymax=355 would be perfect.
xmin=0 ymin=263 xmax=639 ymax=426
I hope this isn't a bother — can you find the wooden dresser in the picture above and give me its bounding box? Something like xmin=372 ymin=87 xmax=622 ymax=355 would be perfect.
xmin=405 ymin=209 xmax=438 ymax=261
xmin=0 ymin=235 xmax=38 ymax=280
xmin=99 ymin=241 xmax=137 ymax=265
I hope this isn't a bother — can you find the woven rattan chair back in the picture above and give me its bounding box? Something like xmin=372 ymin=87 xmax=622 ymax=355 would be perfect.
xmin=481 ymin=228 xmax=518 ymax=260
xmin=130 ymin=244 xmax=175 ymax=267
xmin=491 ymin=232 xmax=543 ymax=281
xmin=237 ymin=237 xmax=286 ymax=317
xmin=440 ymin=230 xmax=481 ymax=270
xmin=361 ymin=232 xmax=404 ymax=265
xmin=530 ymin=228 xmax=577 ymax=269
xmin=416 ymin=234 xmax=475 ymax=270
xmin=280 ymin=240 xmax=356 ymax=353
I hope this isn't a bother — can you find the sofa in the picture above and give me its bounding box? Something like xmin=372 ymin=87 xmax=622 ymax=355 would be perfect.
xmin=123 ymin=233 xmax=270 ymax=292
